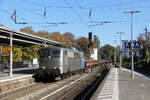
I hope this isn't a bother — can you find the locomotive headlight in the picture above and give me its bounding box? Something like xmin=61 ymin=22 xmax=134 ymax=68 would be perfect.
xmin=54 ymin=66 xmax=57 ymax=70
xmin=42 ymin=66 xmax=46 ymax=70
xmin=48 ymin=56 xmax=51 ymax=58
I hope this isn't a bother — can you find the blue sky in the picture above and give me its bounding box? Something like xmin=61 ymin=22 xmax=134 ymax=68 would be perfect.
xmin=0 ymin=0 xmax=150 ymax=46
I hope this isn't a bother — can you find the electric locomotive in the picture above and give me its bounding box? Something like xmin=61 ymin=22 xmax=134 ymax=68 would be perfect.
xmin=37 ymin=47 xmax=84 ymax=81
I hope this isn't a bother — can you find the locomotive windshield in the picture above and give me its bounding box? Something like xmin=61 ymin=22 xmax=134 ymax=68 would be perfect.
xmin=52 ymin=50 xmax=60 ymax=58
xmin=39 ymin=48 xmax=51 ymax=58
xmin=38 ymin=48 xmax=60 ymax=58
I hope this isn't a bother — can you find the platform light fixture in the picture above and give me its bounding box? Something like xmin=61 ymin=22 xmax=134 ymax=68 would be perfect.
xmin=124 ymin=10 xmax=140 ymax=79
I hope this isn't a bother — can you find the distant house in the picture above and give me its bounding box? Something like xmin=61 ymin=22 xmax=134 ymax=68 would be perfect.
xmin=91 ymin=48 xmax=98 ymax=60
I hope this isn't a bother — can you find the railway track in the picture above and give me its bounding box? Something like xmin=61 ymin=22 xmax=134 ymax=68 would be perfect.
xmin=0 ymin=82 xmax=53 ymax=100
xmin=0 ymin=72 xmax=87 ymax=100
xmin=0 ymin=64 xmax=111 ymax=100
xmin=57 ymin=82 xmax=84 ymax=100
xmin=75 ymin=69 xmax=109 ymax=100
xmin=39 ymin=74 xmax=89 ymax=100
xmin=39 ymin=64 xmax=111 ymax=100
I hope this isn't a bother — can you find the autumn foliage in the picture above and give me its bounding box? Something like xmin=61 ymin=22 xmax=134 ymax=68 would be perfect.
xmin=0 ymin=26 xmax=100 ymax=63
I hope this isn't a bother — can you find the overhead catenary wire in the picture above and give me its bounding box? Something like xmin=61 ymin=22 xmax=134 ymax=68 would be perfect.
xmin=74 ymin=0 xmax=89 ymax=18
xmin=22 ymin=0 xmax=150 ymax=10
xmin=19 ymin=1 xmax=70 ymax=29
xmin=0 ymin=8 xmax=29 ymax=23
xmin=15 ymin=4 xmax=150 ymax=11
xmin=63 ymin=0 xmax=90 ymax=36
xmin=1 ymin=7 xmax=150 ymax=25
xmin=73 ymin=0 xmax=93 ymax=32
xmin=0 ymin=8 xmax=63 ymax=28
xmin=1 ymin=0 xmax=150 ymax=33
xmin=20 ymin=0 xmax=150 ymax=28
xmin=99 ymin=0 xmax=150 ymax=8
xmin=19 ymin=0 xmax=150 ymax=22
xmin=26 ymin=19 xmax=150 ymax=25
xmin=18 ymin=0 xmax=150 ymax=25
xmin=63 ymin=0 xmax=88 ymax=25
xmin=22 ymin=7 xmax=47 ymax=19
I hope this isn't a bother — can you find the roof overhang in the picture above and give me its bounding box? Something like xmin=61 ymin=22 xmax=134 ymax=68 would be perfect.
xmin=0 ymin=26 xmax=63 ymax=47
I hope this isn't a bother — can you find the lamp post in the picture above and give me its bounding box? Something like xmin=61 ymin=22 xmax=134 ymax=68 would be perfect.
xmin=113 ymin=40 xmax=117 ymax=62
xmin=117 ymin=32 xmax=124 ymax=68
xmin=124 ymin=10 xmax=140 ymax=78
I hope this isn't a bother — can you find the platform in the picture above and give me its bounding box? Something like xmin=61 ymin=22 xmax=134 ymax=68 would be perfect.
xmin=91 ymin=67 xmax=150 ymax=100
xmin=0 ymin=67 xmax=37 ymax=81
xmin=0 ymin=67 xmax=37 ymax=93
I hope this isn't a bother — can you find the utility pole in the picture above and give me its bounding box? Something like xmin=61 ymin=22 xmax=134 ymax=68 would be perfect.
xmin=117 ymin=32 xmax=124 ymax=68
xmin=113 ymin=40 xmax=117 ymax=62
xmin=9 ymin=33 xmax=13 ymax=77
xmin=124 ymin=10 xmax=140 ymax=79
xmin=88 ymin=32 xmax=92 ymax=60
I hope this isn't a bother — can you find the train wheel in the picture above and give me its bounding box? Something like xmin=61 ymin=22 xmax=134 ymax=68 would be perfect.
xmin=60 ymin=74 xmax=64 ymax=80
xmin=68 ymin=73 xmax=71 ymax=77
xmin=52 ymin=74 xmax=56 ymax=81
xmin=64 ymin=74 xmax=67 ymax=79
xmin=47 ymin=74 xmax=52 ymax=82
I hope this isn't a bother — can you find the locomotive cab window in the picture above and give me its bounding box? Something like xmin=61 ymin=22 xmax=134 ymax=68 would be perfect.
xmin=52 ymin=50 xmax=60 ymax=58
xmin=39 ymin=48 xmax=51 ymax=58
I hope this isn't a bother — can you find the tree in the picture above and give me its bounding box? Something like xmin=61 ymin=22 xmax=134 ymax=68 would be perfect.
xmin=0 ymin=46 xmax=23 ymax=63
xmin=137 ymin=27 xmax=150 ymax=62
xmin=63 ymin=32 xmax=75 ymax=40
xmin=145 ymin=48 xmax=150 ymax=63
xmin=99 ymin=44 xmax=114 ymax=60
xmin=23 ymin=45 xmax=40 ymax=61
xmin=63 ymin=32 xmax=76 ymax=47
xmin=49 ymin=32 xmax=73 ymax=47
xmin=75 ymin=37 xmax=89 ymax=58
xmin=20 ymin=26 xmax=42 ymax=62
xmin=20 ymin=26 xmax=35 ymax=34
xmin=49 ymin=32 xmax=65 ymax=43
xmin=94 ymin=35 xmax=100 ymax=60
xmin=75 ymin=37 xmax=96 ymax=59
xmin=94 ymin=35 xmax=100 ymax=49
xmin=36 ymin=31 xmax=49 ymax=39
xmin=0 ymin=46 xmax=9 ymax=64
xmin=13 ymin=47 xmax=22 ymax=62
xmin=20 ymin=26 xmax=49 ymax=39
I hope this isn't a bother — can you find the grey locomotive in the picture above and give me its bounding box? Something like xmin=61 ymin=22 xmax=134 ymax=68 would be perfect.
xmin=37 ymin=47 xmax=83 ymax=81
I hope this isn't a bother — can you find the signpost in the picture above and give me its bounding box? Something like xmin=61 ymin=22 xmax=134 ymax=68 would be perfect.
xmin=124 ymin=42 xmax=131 ymax=48
xmin=133 ymin=41 xmax=140 ymax=48
xmin=124 ymin=41 xmax=139 ymax=49
xmin=122 ymin=40 xmax=140 ymax=78
xmin=122 ymin=40 xmax=140 ymax=57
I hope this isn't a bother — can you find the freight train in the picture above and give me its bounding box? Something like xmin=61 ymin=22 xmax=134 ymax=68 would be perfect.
xmin=36 ymin=47 xmax=109 ymax=81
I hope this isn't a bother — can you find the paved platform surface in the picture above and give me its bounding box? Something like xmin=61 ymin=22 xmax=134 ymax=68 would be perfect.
xmin=0 ymin=67 xmax=37 ymax=82
xmin=91 ymin=67 xmax=150 ymax=100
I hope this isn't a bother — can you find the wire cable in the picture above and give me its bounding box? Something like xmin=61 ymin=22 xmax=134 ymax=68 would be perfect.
xmin=63 ymin=0 xmax=87 ymax=25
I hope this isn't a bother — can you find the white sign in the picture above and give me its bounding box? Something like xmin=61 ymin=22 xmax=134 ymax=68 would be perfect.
xmin=122 ymin=40 xmax=140 ymax=57
xmin=33 ymin=58 xmax=38 ymax=64
xmin=124 ymin=41 xmax=140 ymax=48
xmin=133 ymin=41 xmax=140 ymax=48
xmin=124 ymin=42 xmax=131 ymax=48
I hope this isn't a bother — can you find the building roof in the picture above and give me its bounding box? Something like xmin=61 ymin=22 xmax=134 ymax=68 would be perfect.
xmin=0 ymin=26 xmax=63 ymax=47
